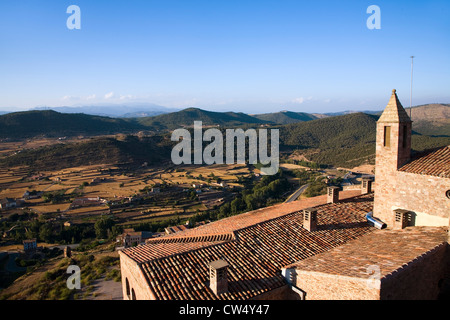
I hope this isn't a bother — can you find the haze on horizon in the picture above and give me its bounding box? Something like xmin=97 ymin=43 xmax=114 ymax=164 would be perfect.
xmin=0 ymin=0 xmax=449 ymax=114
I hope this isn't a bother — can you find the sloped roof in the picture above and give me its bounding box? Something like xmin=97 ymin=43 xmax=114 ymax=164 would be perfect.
xmin=378 ymin=89 xmax=412 ymax=123
xmin=146 ymin=190 xmax=362 ymax=242
xmin=121 ymin=192 xmax=375 ymax=300
xmin=286 ymin=226 xmax=448 ymax=280
xmin=399 ymin=145 xmax=450 ymax=178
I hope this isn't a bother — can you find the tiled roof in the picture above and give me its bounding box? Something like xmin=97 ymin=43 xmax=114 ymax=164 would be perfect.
xmin=122 ymin=193 xmax=375 ymax=300
xmin=147 ymin=233 xmax=235 ymax=244
xmin=286 ymin=226 xmax=448 ymax=280
xmin=399 ymin=145 xmax=450 ymax=178
xmin=126 ymin=231 xmax=142 ymax=236
xmin=166 ymin=225 xmax=190 ymax=234
xmin=148 ymin=190 xmax=363 ymax=241
xmin=121 ymin=241 xmax=229 ymax=264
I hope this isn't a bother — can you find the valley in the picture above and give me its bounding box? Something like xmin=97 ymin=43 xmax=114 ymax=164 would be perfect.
xmin=0 ymin=103 xmax=448 ymax=300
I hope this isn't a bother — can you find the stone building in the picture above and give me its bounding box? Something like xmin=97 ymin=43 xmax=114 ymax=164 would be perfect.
xmin=373 ymin=89 xmax=450 ymax=227
xmin=0 ymin=198 xmax=17 ymax=210
xmin=117 ymin=229 xmax=153 ymax=248
xmin=119 ymin=190 xmax=372 ymax=300
xmin=118 ymin=90 xmax=449 ymax=300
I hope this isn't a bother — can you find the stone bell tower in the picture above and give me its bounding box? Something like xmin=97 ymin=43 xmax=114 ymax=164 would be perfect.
xmin=373 ymin=89 xmax=412 ymax=223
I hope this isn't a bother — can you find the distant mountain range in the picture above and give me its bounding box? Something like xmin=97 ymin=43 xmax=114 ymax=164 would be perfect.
xmin=250 ymin=111 xmax=318 ymax=124
xmin=30 ymin=103 xmax=179 ymax=118
xmin=1 ymin=104 xmax=448 ymax=170
xmin=319 ymin=110 xmax=382 ymax=117
xmin=0 ymin=104 xmax=448 ymax=140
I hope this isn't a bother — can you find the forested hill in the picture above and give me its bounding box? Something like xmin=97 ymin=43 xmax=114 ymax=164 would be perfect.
xmin=280 ymin=112 xmax=378 ymax=148
xmin=279 ymin=112 xmax=450 ymax=167
xmin=0 ymin=110 xmax=145 ymax=139
xmin=137 ymin=107 xmax=267 ymax=130
xmin=0 ymin=135 xmax=172 ymax=170
xmin=2 ymin=104 xmax=448 ymax=140
xmin=0 ymin=111 xmax=448 ymax=170
xmin=252 ymin=111 xmax=318 ymax=124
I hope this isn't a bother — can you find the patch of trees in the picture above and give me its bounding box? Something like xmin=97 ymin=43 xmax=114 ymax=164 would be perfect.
xmin=132 ymin=217 xmax=183 ymax=233
xmin=302 ymin=177 xmax=328 ymax=198
xmin=42 ymin=190 xmax=71 ymax=204
xmin=208 ymin=169 xmax=290 ymax=220
xmin=284 ymin=159 xmax=327 ymax=169
xmin=94 ymin=217 xmax=121 ymax=239
xmin=0 ymin=215 xmax=121 ymax=245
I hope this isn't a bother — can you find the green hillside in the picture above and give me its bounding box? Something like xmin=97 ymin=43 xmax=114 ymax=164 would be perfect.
xmin=280 ymin=113 xmax=378 ymax=148
xmin=137 ymin=107 xmax=266 ymax=130
xmin=0 ymin=107 xmax=448 ymax=170
xmin=0 ymin=135 xmax=172 ymax=170
xmin=252 ymin=111 xmax=318 ymax=124
xmin=0 ymin=110 xmax=144 ymax=139
xmin=279 ymin=112 xmax=450 ymax=167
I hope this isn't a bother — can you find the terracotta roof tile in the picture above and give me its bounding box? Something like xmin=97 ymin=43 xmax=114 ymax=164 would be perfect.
xmin=149 ymin=190 xmax=362 ymax=240
xmin=399 ymin=145 xmax=450 ymax=178
xmin=287 ymin=226 xmax=448 ymax=280
xmin=122 ymin=193 xmax=375 ymax=300
xmin=121 ymin=241 xmax=227 ymax=264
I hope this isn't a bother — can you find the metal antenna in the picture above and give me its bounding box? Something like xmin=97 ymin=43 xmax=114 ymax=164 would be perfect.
xmin=410 ymin=56 xmax=414 ymax=119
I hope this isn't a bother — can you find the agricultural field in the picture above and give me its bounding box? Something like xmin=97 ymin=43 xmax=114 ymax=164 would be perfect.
xmin=0 ymin=147 xmax=260 ymax=297
xmin=0 ymin=156 xmax=255 ymax=228
xmin=0 ymin=135 xmax=300 ymax=299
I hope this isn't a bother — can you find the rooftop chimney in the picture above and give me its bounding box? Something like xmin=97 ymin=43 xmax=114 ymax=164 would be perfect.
xmin=303 ymin=208 xmax=318 ymax=232
xmin=393 ymin=209 xmax=411 ymax=229
xmin=327 ymin=186 xmax=340 ymax=204
xmin=361 ymin=178 xmax=373 ymax=194
xmin=209 ymin=259 xmax=229 ymax=295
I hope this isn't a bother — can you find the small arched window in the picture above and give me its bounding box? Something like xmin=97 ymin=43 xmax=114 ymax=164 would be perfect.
xmin=125 ymin=278 xmax=131 ymax=299
xmin=131 ymin=288 xmax=136 ymax=300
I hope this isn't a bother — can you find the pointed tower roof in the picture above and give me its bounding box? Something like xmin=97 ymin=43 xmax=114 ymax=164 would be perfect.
xmin=378 ymin=89 xmax=412 ymax=123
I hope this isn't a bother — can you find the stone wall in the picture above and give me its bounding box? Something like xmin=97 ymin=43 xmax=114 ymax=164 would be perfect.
xmin=373 ymin=114 xmax=449 ymax=228
xmin=380 ymin=243 xmax=448 ymax=299
xmin=291 ymin=243 xmax=449 ymax=300
xmin=374 ymin=170 xmax=450 ymax=227
xmin=293 ymin=271 xmax=380 ymax=300
xmin=119 ymin=251 xmax=155 ymax=300
xmin=251 ymin=284 xmax=302 ymax=300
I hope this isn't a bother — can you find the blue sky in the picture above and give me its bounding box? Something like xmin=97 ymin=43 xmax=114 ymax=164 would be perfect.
xmin=0 ymin=0 xmax=449 ymax=114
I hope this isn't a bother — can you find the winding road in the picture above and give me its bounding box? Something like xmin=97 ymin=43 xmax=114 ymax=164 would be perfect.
xmin=285 ymin=184 xmax=310 ymax=203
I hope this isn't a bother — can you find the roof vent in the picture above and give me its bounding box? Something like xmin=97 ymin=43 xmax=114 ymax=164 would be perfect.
xmin=361 ymin=178 xmax=373 ymax=194
xmin=209 ymin=260 xmax=229 ymax=295
xmin=394 ymin=209 xmax=411 ymax=229
xmin=327 ymin=186 xmax=340 ymax=204
xmin=303 ymin=208 xmax=318 ymax=232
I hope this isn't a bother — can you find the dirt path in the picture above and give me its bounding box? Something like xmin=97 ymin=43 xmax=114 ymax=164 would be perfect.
xmin=89 ymin=276 xmax=122 ymax=300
